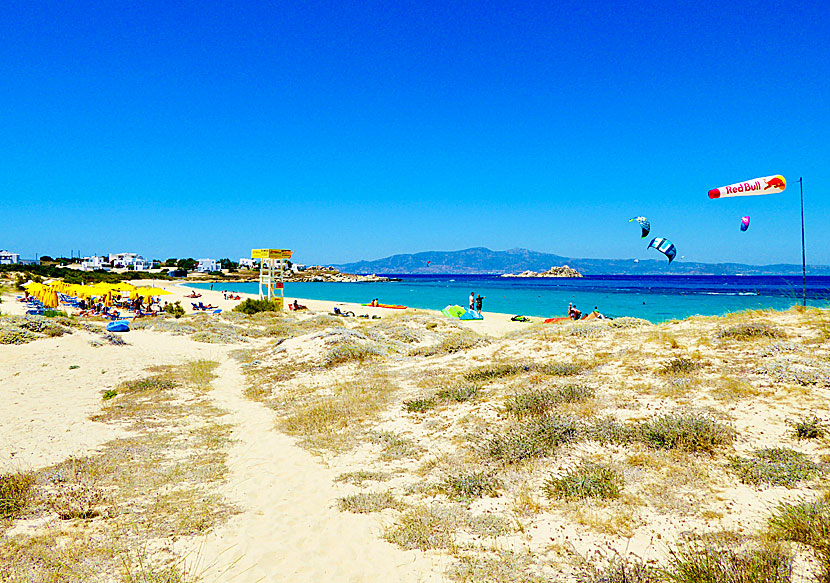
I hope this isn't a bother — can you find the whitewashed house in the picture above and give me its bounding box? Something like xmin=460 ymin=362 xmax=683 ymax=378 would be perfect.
xmin=0 ymin=250 xmax=20 ymax=265
xmin=238 ymin=258 xmax=257 ymax=269
xmin=108 ymin=252 xmax=150 ymax=270
xmin=80 ymin=256 xmax=109 ymax=271
xmin=196 ymin=258 xmax=219 ymax=273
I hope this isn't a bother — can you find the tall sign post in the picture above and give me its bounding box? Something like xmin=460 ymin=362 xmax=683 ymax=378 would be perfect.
xmin=251 ymin=249 xmax=293 ymax=310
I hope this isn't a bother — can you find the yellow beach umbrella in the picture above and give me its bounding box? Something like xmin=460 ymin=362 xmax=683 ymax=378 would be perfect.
xmin=135 ymin=286 xmax=172 ymax=296
xmin=44 ymin=288 xmax=59 ymax=308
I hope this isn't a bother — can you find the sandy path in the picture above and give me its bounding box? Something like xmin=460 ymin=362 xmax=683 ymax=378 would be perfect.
xmin=181 ymin=356 xmax=447 ymax=583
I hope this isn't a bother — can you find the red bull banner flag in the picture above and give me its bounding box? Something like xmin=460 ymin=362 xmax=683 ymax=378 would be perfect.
xmin=708 ymin=175 xmax=786 ymax=199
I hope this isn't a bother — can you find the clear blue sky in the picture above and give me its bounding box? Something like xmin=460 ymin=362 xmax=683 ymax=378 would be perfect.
xmin=2 ymin=1 xmax=828 ymax=266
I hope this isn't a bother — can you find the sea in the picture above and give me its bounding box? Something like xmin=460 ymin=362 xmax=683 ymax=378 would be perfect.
xmin=188 ymin=275 xmax=830 ymax=323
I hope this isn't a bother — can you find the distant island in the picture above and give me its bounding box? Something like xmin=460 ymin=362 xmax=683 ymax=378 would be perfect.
xmin=502 ymin=266 xmax=583 ymax=278
xmin=334 ymin=247 xmax=830 ymax=276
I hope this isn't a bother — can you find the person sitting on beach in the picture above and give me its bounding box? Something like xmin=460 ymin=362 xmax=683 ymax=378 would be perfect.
xmin=292 ymin=299 xmax=308 ymax=311
xmin=568 ymin=303 xmax=582 ymax=320
xmin=369 ymin=299 xmax=379 ymax=307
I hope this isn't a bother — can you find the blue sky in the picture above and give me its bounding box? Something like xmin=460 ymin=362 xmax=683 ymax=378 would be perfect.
xmin=1 ymin=1 xmax=828 ymax=266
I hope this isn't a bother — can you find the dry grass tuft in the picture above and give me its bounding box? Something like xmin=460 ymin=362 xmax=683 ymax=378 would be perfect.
xmin=718 ymin=321 xmax=786 ymax=341
xmin=504 ymin=385 xmax=594 ymax=418
xmin=337 ymin=491 xmax=405 ymax=513
xmin=0 ymin=471 xmax=35 ymax=518
xmin=439 ymin=471 xmax=501 ymax=501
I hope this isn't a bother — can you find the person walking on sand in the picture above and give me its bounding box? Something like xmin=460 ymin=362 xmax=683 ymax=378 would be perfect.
xmin=469 ymin=292 xmax=475 ymax=311
xmin=476 ymin=294 xmax=485 ymax=314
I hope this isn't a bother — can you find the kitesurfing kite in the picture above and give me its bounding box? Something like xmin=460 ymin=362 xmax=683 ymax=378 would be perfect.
xmin=629 ymin=216 xmax=650 ymax=238
xmin=740 ymin=216 xmax=750 ymax=232
xmin=648 ymin=237 xmax=677 ymax=263
xmin=708 ymin=175 xmax=786 ymax=199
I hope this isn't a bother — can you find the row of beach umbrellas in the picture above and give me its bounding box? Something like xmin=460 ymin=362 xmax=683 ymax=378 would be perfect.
xmin=23 ymin=280 xmax=172 ymax=308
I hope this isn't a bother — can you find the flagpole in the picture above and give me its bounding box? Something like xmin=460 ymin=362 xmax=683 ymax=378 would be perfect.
xmin=798 ymin=177 xmax=806 ymax=307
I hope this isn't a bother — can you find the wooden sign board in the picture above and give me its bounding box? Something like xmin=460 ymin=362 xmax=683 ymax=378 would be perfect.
xmin=252 ymin=249 xmax=293 ymax=260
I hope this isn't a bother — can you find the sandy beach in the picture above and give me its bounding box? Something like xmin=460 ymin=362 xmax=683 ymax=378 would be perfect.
xmin=3 ymin=279 xmax=830 ymax=581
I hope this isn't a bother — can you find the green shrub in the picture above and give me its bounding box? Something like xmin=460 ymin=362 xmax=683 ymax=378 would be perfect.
xmin=0 ymin=471 xmax=35 ymax=518
xmin=543 ymin=462 xmax=622 ymax=500
xmin=790 ymin=415 xmax=825 ymax=440
xmin=437 ymin=384 xmax=479 ymax=403
xmin=638 ymin=412 xmax=733 ymax=453
xmin=233 ymin=298 xmax=280 ymax=315
xmin=164 ymin=301 xmax=186 ymax=318
xmin=729 ymin=448 xmax=822 ymax=486
xmin=102 ymin=389 xmax=118 ymax=400
xmin=440 ymin=471 xmax=501 ymax=500
xmin=483 ymin=415 xmax=581 ymax=463
xmin=404 ymin=398 xmax=436 ymax=413
xmin=504 ymin=385 xmax=594 ymax=418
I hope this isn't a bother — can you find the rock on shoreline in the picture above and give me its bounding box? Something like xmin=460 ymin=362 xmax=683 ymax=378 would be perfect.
xmin=501 ymin=265 xmax=583 ymax=278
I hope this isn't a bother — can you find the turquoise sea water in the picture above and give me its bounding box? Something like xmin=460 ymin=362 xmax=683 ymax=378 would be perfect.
xmin=188 ymin=275 xmax=830 ymax=323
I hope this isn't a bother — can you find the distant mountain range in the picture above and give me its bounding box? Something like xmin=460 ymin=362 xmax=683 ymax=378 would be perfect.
xmin=334 ymin=247 xmax=830 ymax=276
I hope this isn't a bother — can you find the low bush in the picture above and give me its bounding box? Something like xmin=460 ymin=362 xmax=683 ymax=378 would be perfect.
xmin=543 ymin=462 xmax=622 ymax=500
xmin=504 ymin=385 xmax=594 ymax=418
xmin=0 ymin=471 xmax=35 ymax=518
xmin=483 ymin=415 xmax=581 ymax=463
xmin=324 ymin=342 xmax=386 ymax=367
xmin=404 ymin=398 xmax=436 ymax=413
xmin=337 ymin=491 xmax=403 ymax=514
xmin=437 ymin=384 xmax=479 ymax=403
xmin=729 ymin=448 xmax=822 ymax=486
xmin=638 ymin=411 xmax=733 ymax=454
xmin=440 ymin=471 xmax=501 ymax=500
xmin=164 ymin=301 xmax=186 ymax=318
xmin=659 ymin=358 xmax=701 ymax=376
xmin=411 ymin=331 xmax=489 ymax=357
xmin=233 ymin=298 xmax=280 ymax=315
xmin=790 ymin=415 xmax=825 ymax=440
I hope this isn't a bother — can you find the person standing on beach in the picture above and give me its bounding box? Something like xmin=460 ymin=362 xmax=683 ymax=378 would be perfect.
xmin=469 ymin=292 xmax=475 ymax=311
xmin=476 ymin=294 xmax=485 ymax=314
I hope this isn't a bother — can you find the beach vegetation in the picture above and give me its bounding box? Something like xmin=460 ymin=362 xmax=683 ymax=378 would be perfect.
xmin=337 ymin=491 xmax=404 ymax=514
xmin=164 ymin=301 xmax=186 ymax=318
xmin=233 ymin=298 xmax=281 ymax=315
xmin=385 ymin=503 xmax=510 ymax=552
xmin=728 ymin=448 xmax=822 ymax=486
xmin=768 ymin=498 xmax=830 ymax=576
xmin=659 ymin=357 xmax=702 ymax=375
xmin=544 ymin=462 xmax=623 ymax=500
xmin=439 ymin=470 xmax=501 ymax=501
xmin=369 ymin=430 xmax=418 ymax=460
xmin=410 ymin=330 xmax=489 ymax=356
xmin=482 ymin=414 xmax=581 ymax=463
xmin=0 ymin=471 xmax=35 ymax=518
xmin=323 ymin=341 xmax=387 ymax=367
xmin=437 ymin=384 xmax=479 ymax=402
xmin=789 ymin=415 xmax=825 ymax=440
xmin=637 ymin=411 xmax=733 ymax=453
xmin=717 ymin=321 xmax=786 ymax=341
xmin=664 ymin=542 xmax=793 ymax=583
xmin=579 ymin=556 xmax=662 ymax=583
xmin=404 ymin=397 xmax=437 ymax=413
xmin=334 ymin=471 xmax=391 ymax=486
xmin=504 ymin=384 xmax=595 ymax=418
xmin=450 ymin=551 xmax=548 ymax=583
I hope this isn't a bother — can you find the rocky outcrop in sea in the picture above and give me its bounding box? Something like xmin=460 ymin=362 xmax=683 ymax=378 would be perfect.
xmin=501 ymin=266 xmax=583 ymax=278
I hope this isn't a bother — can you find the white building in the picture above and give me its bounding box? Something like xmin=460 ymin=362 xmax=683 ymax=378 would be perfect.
xmin=80 ymin=256 xmax=109 ymax=271
xmin=0 ymin=250 xmax=20 ymax=265
xmin=197 ymin=258 xmax=219 ymax=273
xmin=108 ymin=252 xmax=151 ymax=270
xmin=238 ymin=258 xmax=257 ymax=269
